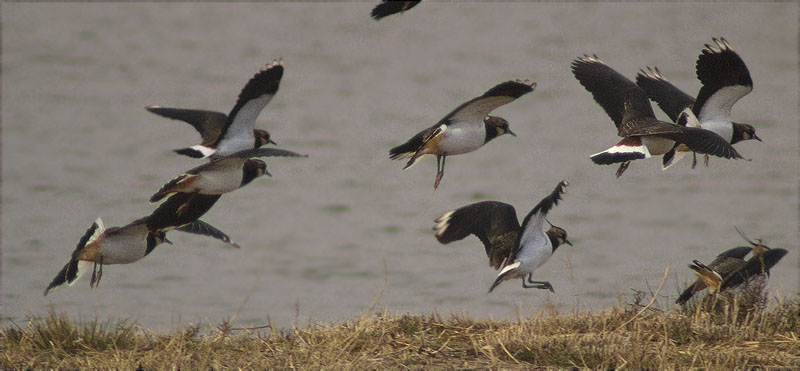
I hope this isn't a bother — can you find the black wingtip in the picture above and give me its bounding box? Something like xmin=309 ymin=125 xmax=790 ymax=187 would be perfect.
xmin=174 ymin=148 xmax=205 ymax=158
xmin=590 ymin=151 xmax=646 ymax=165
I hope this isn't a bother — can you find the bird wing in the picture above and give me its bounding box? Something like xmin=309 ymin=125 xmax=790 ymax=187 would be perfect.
xmin=571 ymin=55 xmax=639 ymax=128
xmin=439 ymin=79 xmax=535 ymax=128
xmin=145 ymin=106 xmax=228 ymax=146
xmin=434 ymin=201 xmax=521 ymax=270
xmin=217 ymin=59 xmax=284 ymax=146
xmin=370 ymin=0 xmax=420 ymax=20
xmin=635 ymin=67 xmax=697 ymax=122
xmin=676 ymin=245 xmax=753 ymax=304
xmin=224 ymin=147 xmax=308 ymax=160
xmin=693 ymin=38 xmax=753 ymax=123
xmin=720 ymin=248 xmax=788 ymax=290
xmin=177 ymin=219 xmax=240 ymax=248
xmin=618 ymin=114 xmax=742 ymax=160
xmin=147 ymin=193 xmax=222 ymax=232
xmin=513 ymin=180 xmax=568 ymax=260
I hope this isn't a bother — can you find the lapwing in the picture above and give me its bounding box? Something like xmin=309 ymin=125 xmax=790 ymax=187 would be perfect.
xmin=571 ymin=54 xmax=743 ymax=177
xmin=145 ymin=106 xmax=276 ymax=156
xmin=390 ymin=79 xmax=535 ymax=189
xmin=719 ymin=228 xmax=788 ymax=292
xmin=44 ymin=216 xmax=237 ymax=296
xmin=152 ymin=59 xmax=283 ymax=159
xmin=677 ymin=227 xmax=788 ymax=304
xmin=636 ymin=38 xmax=760 ymax=169
xmin=149 ymin=148 xmax=307 ymax=203
xmin=371 ymin=0 xmax=420 ymax=20
xmin=677 ymin=245 xmax=751 ymax=304
xmin=146 ymin=192 xmax=223 ymax=235
xmin=434 ymin=180 xmax=571 ymax=293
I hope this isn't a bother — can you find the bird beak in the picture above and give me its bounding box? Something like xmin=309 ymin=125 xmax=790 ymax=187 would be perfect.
xmin=164 ymin=237 xmax=173 ymax=245
xmin=753 ymin=133 xmax=762 ymax=142
xmin=264 ymin=168 xmax=272 ymax=177
xmin=565 ymin=239 xmax=573 ymax=247
xmin=507 ymin=129 xmax=517 ymax=137
xmin=268 ymin=139 xmax=278 ymax=145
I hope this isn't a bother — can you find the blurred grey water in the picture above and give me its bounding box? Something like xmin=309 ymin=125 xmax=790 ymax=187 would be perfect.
xmin=2 ymin=3 xmax=797 ymax=330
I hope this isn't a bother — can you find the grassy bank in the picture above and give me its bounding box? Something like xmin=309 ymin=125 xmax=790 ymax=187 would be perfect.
xmin=2 ymin=294 xmax=798 ymax=369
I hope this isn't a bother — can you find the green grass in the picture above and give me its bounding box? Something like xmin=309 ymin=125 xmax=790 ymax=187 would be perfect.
xmin=3 ymin=292 xmax=798 ymax=369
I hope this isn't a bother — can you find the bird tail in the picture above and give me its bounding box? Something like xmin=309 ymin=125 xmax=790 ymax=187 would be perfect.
xmin=43 ymin=218 xmax=105 ymax=296
xmin=688 ymin=260 xmax=722 ymax=293
xmin=661 ymin=145 xmax=689 ymax=170
xmin=489 ymin=261 xmax=520 ymax=293
xmin=174 ymin=145 xmax=215 ymax=159
xmin=590 ymin=137 xmax=650 ymax=165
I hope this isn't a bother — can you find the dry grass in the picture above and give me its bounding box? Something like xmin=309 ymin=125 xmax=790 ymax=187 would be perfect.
xmin=3 ymin=292 xmax=798 ymax=370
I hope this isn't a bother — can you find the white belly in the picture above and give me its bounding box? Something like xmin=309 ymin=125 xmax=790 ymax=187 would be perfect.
xmin=193 ymin=168 xmax=244 ymax=195
xmin=100 ymin=227 xmax=150 ymax=264
xmin=437 ymin=126 xmax=485 ymax=155
xmin=642 ymin=136 xmax=675 ymax=156
xmin=216 ymin=135 xmax=254 ymax=156
xmin=515 ymin=230 xmax=553 ymax=275
xmin=700 ymin=120 xmax=733 ymax=143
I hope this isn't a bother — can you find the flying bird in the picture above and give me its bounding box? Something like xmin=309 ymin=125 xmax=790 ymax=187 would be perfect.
xmin=636 ymin=37 xmax=760 ymax=169
xmin=145 ymin=106 xmax=276 ymax=156
xmin=571 ymin=54 xmax=743 ymax=177
xmin=390 ymin=79 xmax=535 ymax=188
xmin=434 ymin=180 xmax=572 ymax=293
xmin=44 ymin=216 xmax=237 ymax=296
xmin=371 ymin=1 xmax=420 ymax=20
xmin=149 ymin=59 xmax=284 ymax=159
xmin=149 ymin=148 xmax=307 ymax=203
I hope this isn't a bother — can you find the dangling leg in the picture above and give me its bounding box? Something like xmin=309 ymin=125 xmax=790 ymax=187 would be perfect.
xmin=703 ymin=154 xmax=709 ymax=167
xmin=96 ymin=256 xmax=104 ymax=287
xmin=90 ymin=262 xmax=98 ymax=288
xmin=522 ymin=273 xmax=554 ymax=292
xmin=691 ymin=152 xmax=698 ymax=169
xmin=433 ymin=153 xmax=447 ymax=189
xmin=615 ymin=161 xmax=630 ymax=178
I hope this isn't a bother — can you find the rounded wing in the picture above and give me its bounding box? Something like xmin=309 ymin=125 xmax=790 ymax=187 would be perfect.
xmin=635 ymin=66 xmax=697 ymax=122
xmin=694 ymin=38 xmax=753 ymax=123
xmin=434 ymin=201 xmax=521 ymax=270
xmin=145 ymin=106 xmax=228 ymax=145
xmin=571 ymin=55 xmax=640 ymax=128
xmin=440 ymin=79 xmax=536 ymax=128
xmin=720 ymin=248 xmax=788 ymax=291
xmin=147 ymin=193 xmax=222 ymax=233
xmin=371 ymin=0 xmax=420 ymax=20
xmin=224 ymin=147 xmax=308 ymax=160
xmin=177 ymin=219 xmax=241 ymax=249
xmin=216 ymin=59 xmax=284 ymax=148
xmin=514 ymin=180 xmax=569 ymax=260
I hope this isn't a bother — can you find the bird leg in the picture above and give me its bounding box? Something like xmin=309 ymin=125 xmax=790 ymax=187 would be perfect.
xmin=615 ymin=161 xmax=630 ymax=178
xmin=97 ymin=257 xmax=103 ymax=287
xmin=433 ymin=153 xmax=447 ymax=189
xmin=703 ymin=154 xmax=709 ymax=167
xmin=90 ymin=262 xmax=98 ymax=288
xmin=90 ymin=256 xmax=105 ymax=288
xmin=522 ymin=274 xmax=554 ymax=292
xmin=691 ymin=152 xmax=698 ymax=169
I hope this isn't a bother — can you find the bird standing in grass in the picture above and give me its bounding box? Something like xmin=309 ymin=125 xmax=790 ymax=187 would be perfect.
xmin=677 ymin=227 xmax=788 ymax=304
